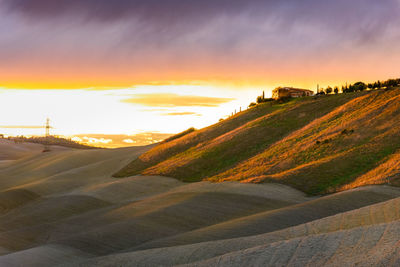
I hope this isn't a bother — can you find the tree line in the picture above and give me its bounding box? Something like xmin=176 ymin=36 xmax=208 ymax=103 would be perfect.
xmin=247 ymin=77 xmax=400 ymax=108
xmin=317 ymin=78 xmax=400 ymax=95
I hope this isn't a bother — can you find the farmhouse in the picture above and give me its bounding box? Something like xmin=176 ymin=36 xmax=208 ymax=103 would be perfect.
xmin=272 ymin=87 xmax=314 ymax=99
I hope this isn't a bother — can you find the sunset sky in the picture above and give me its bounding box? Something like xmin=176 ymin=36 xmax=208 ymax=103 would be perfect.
xmin=1 ymin=0 xmax=400 ymax=144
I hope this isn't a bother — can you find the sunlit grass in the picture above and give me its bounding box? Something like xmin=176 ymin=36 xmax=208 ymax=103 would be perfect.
xmin=115 ymin=88 xmax=400 ymax=195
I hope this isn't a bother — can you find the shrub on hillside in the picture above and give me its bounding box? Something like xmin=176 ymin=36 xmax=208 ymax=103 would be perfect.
xmin=162 ymin=127 xmax=196 ymax=143
xmin=276 ymin=96 xmax=292 ymax=103
xmin=334 ymin=87 xmax=339 ymax=94
xmin=248 ymin=102 xmax=257 ymax=108
xmin=325 ymin=87 xmax=333 ymax=94
xmin=383 ymin=79 xmax=400 ymax=88
xmin=256 ymin=96 xmax=274 ymax=104
xmin=341 ymin=129 xmax=354 ymax=135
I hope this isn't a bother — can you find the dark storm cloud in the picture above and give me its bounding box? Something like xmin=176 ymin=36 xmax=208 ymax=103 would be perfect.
xmin=4 ymin=0 xmax=399 ymax=43
xmin=1 ymin=0 xmax=400 ymax=88
xmin=3 ymin=0 xmax=267 ymax=23
xmin=3 ymin=0 xmax=397 ymax=27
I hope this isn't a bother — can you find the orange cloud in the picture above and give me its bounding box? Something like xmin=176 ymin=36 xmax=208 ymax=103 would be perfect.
xmin=82 ymin=136 xmax=113 ymax=144
xmin=122 ymin=93 xmax=234 ymax=107
xmin=161 ymin=112 xmax=202 ymax=116
xmin=123 ymin=139 xmax=136 ymax=144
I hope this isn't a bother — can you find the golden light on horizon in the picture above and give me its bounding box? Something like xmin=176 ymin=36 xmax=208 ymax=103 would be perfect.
xmin=0 ymin=85 xmax=262 ymax=138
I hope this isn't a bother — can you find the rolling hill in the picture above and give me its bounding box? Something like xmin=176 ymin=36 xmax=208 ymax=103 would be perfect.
xmin=115 ymin=88 xmax=400 ymax=195
xmin=2 ymin=89 xmax=400 ymax=266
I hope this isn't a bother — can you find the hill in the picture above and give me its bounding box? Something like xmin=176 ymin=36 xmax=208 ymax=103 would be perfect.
xmin=115 ymin=88 xmax=400 ymax=195
xmin=68 ymin=189 xmax=400 ymax=266
xmin=8 ymin=136 xmax=99 ymax=150
xmin=1 ymin=136 xmax=400 ymax=266
xmin=0 ymin=139 xmax=71 ymax=162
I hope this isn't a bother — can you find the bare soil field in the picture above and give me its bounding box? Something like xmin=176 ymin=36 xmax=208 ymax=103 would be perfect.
xmin=1 ymin=140 xmax=400 ymax=266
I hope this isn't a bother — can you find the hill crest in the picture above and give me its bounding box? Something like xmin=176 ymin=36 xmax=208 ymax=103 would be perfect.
xmin=115 ymin=88 xmax=400 ymax=195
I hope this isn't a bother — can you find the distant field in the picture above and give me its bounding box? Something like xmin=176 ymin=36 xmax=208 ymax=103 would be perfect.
xmin=116 ymin=88 xmax=400 ymax=195
xmin=6 ymin=136 xmax=97 ymax=150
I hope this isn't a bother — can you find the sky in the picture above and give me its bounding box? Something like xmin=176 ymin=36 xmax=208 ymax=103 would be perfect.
xmin=1 ymin=0 xmax=400 ymax=145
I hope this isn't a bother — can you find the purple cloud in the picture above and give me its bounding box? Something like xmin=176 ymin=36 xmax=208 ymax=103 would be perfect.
xmin=1 ymin=0 xmax=399 ymax=87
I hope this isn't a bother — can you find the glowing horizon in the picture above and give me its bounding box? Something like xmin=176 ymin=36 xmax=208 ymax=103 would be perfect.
xmin=0 ymin=85 xmax=262 ymax=137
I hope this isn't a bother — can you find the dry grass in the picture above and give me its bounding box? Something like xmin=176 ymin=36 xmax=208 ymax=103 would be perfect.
xmin=212 ymin=89 xmax=400 ymax=194
xmin=116 ymin=89 xmax=400 ymax=195
xmin=114 ymin=102 xmax=285 ymax=177
xmin=339 ymin=150 xmax=400 ymax=190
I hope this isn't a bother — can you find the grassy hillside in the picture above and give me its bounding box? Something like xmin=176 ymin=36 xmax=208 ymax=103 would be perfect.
xmin=115 ymin=88 xmax=400 ymax=195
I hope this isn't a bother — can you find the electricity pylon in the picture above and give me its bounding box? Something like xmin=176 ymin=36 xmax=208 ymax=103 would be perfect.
xmin=43 ymin=118 xmax=51 ymax=152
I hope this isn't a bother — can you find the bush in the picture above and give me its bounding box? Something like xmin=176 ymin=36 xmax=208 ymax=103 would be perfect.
xmin=341 ymin=129 xmax=354 ymax=135
xmin=353 ymin=82 xmax=367 ymax=91
xmin=316 ymin=138 xmax=332 ymax=145
xmin=256 ymin=96 xmax=274 ymax=104
xmin=383 ymin=79 xmax=400 ymax=88
xmin=162 ymin=127 xmax=196 ymax=143
xmin=334 ymin=87 xmax=339 ymax=94
xmin=276 ymin=96 xmax=292 ymax=103
xmin=248 ymin=102 xmax=257 ymax=108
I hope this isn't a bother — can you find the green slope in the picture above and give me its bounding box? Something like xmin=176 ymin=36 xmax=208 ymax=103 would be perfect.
xmin=115 ymin=88 xmax=400 ymax=195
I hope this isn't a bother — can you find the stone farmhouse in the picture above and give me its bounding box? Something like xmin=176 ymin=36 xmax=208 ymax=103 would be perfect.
xmin=272 ymin=87 xmax=314 ymax=100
